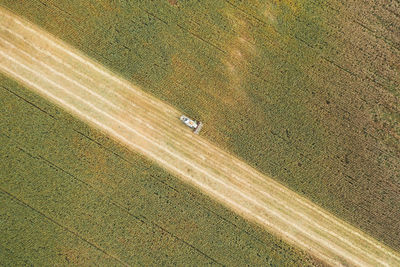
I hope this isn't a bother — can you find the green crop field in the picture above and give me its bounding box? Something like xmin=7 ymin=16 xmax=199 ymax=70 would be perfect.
xmin=1 ymin=0 xmax=399 ymax=264
xmin=0 ymin=74 xmax=322 ymax=265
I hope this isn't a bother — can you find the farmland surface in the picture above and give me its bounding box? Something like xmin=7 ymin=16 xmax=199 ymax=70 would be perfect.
xmin=1 ymin=7 xmax=399 ymax=266
xmin=0 ymin=0 xmax=398 ymax=255
xmin=0 ymin=72 xmax=319 ymax=266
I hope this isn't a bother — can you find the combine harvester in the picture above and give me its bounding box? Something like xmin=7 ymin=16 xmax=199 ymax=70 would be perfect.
xmin=180 ymin=115 xmax=203 ymax=134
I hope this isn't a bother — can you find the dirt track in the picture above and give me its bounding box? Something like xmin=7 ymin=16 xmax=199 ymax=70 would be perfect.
xmin=1 ymin=7 xmax=399 ymax=266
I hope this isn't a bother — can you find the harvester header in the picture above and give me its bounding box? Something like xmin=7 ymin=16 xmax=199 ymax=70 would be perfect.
xmin=180 ymin=115 xmax=203 ymax=134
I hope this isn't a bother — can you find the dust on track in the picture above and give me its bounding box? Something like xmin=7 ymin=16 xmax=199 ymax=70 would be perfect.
xmin=1 ymin=7 xmax=399 ymax=266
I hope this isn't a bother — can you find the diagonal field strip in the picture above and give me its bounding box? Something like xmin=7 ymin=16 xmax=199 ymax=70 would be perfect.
xmin=0 ymin=7 xmax=399 ymax=266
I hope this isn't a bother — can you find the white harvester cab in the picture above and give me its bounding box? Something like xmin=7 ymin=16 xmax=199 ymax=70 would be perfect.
xmin=180 ymin=115 xmax=203 ymax=134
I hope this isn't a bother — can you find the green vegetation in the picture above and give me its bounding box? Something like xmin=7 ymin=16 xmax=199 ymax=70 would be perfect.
xmin=1 ymin=0 xmax=399 ymax=261
xmin=0 ymin=74 xmax=320 ymax=265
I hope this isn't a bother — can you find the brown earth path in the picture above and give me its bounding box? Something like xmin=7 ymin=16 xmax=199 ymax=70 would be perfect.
xmin=0 ymin=7 xmax=399 ymax=266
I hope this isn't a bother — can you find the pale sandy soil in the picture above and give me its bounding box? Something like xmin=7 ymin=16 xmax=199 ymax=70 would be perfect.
xmin=1 ymin=7 xmax=399 ymax=266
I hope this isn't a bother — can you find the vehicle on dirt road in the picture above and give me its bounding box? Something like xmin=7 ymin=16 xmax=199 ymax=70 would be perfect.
xmin=180 ymin=115 xmax=203 ymax=134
